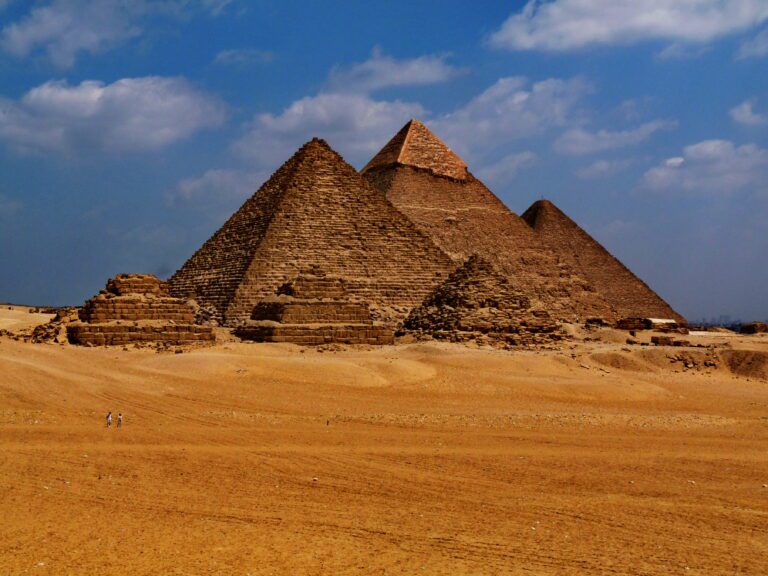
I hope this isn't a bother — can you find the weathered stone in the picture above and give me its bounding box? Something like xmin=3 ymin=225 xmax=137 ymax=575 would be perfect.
xmin=168 ymin=138 xmax=454 ymax=327
xmin=403 ymin=256 xmax=564 ymax=347
xmin=522 ymin=200 xmax=685 ymax=323
xmin=363 ymin=120 xmax=616 ymax=322
xmin=67 ymin=274 xmax=213 ymax=347
xmin=235 ymin=268 xmax=393 ymax=345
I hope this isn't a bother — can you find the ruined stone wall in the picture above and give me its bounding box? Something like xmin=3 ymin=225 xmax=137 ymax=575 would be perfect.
xmin=522 ymin=200 xmax=685 ymax=323
xmin=67 ymin=324 xmax=214 ymax=346
xmin=80 ymin=297 xmax=194 ymax=323
xmin=364 ymin=165 xmax=614 ymax=321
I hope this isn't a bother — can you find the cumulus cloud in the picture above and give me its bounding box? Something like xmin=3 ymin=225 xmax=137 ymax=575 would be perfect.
xmin=737 ymin=27 xmax=768 ymax=58
xmin=554 ymin=120 xmax=676 ymax=155
xmin=0 ymin=76 xmax=226 ymax=155
xmin=431 ymin=76 xmax=592 ymax=159
xmin=1 ymin=0 xmax=142 ymax=68
xmin=477 ymin=151 xmax=536 ymax=187
xmin=327 ymin=47 xmax=465 ymax=93
xmin=232 ymin=92 xmax=424 ymax=166
xmin=490 ymin=0 xmax=768 ymax=52
xmin=730 ymin=99 xmax=768 ymax=126
xmin=643 ymin=139 xmax=768 ymax=194
xmin=170 ymin=168 xmax=264 ymax=207
xmin=214 ymin=48 xmax=274 ymax=65
xmin=0 ymin=0 xmax=235 ymax=68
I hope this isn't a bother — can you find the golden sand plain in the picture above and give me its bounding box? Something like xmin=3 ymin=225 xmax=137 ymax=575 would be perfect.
xmin=1 ymin=307 xmax=767 ymax=575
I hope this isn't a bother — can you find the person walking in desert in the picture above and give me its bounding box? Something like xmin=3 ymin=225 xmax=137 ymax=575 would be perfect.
xmin=117 ymin=413 xmax=122 ymax=428
xmin=106 ymin=411 xmax=112 ymax=428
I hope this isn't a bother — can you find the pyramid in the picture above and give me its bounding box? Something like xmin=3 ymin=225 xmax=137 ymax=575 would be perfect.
xmin=522 ymin=200 xmax=684 ymax=323
xmin=363 ymin=120 xmax=614 ymax=321
xmin=235 ymin=267 xmax=394 ymax=345
xmin=168 ymin=138 xmax=455 ymax=326
xmin=363 ymin=119 xmax=468 ymax=180
xmin=403 ymin=256 xmax=562 ymax=346
xmin=67 ymin=274 xmax=214 ymax=346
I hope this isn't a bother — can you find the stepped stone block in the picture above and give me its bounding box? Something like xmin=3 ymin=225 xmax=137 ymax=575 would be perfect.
xmin=235 ymin=269 xmax=394 ymax=345
xmin=68 ymin=274 xmax=214 ymax=346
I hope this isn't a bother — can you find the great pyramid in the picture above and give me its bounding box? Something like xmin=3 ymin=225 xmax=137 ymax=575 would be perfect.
xmin=403 ymin=255 xmax=562 ymax=346
xmin=522 ymin=199 xmax=684 ymax=323
xmin=363 ymin=119 xmax=614 ymax=321
xmin=168 ymin=138 xmax=455 ymax=326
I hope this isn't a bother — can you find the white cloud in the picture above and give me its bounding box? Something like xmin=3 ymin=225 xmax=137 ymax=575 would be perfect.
xmin=0 ymin=193 xmax=22 ymax=217
xmin=0 ymin=0 xmax=235 ymax=68
xmin=431 ymin=76 xmax=592 ymax=159
xmin=737 ymin=27 xmax=768 ymax=58
xmin=643 ymin=139 xmax=768 ymax=194
xmin=490 ymin=0 xmax=768 ymax=52
xmin=554 ymin=120 xmax=675 ymax=156
xmin=477 ymin=151 xmax=536 ymax=186
xmin=730 ymin=99 xmax=768 ymax=126
xmin=170 ymin=168 xmax=263 ymax=207
xmin=577 ymin=158 xmax=635 ymax=179
xmin=327 ymin=47 xmax=465 ymax=93
xmin=656 ymin=42 xmax=710 ymax=60
xmin=0 ymin=76 xmax=226 ymax=155
xmin=214 ymin=48 xmax=274 ymax=65
xmin=1 ymin=0 xmax=144 ymax=68
xmin=233 ymin=92 xmax=424 ymax=167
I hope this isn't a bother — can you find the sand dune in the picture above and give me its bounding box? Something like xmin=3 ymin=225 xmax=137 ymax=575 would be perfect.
xmin=1 ymin=316 xmax=767 ymax=575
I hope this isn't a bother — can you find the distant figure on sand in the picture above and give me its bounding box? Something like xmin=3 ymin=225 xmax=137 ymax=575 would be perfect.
xmin=106 ymin=411 xmax=112 ymax=428
xmin=117 ymin=413 xmax=122 ymax=428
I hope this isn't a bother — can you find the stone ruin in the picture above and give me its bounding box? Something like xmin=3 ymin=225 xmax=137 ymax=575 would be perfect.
xmin=235 ymin=268 xmax=394 ymax=345
xmin=402 ymin=255 xmax=563 ymax=347
xmin=67 ymin=274 xmax=214 ymax=346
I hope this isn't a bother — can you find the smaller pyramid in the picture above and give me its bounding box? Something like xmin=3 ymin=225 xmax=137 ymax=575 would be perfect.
xmin=403 ymin=256 xmax=563 ymax=346
xmin=67 ymin=274 xmax=214 ymax=346
xmin=235 ymin=267 xmax=394 ymax=345
xmin=522 ymin=200 xmax=684 ymax=323
xmin=363 ymin=119 xmax=468 ymax=180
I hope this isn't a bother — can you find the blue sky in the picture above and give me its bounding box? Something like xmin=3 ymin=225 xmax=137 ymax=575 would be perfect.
xmin=0 ymin=1 xmax=766 ymax=322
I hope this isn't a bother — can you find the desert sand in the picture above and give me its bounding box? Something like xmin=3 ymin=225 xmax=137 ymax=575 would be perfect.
xmin=1 ymin=307 xmax=767 ymax=575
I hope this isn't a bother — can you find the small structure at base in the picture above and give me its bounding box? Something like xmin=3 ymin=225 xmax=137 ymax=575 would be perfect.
xmin=235 ymin=269 xmax=394 ymax=345
xmin=402 ymin=255 xmax=563 ymax=347
xmin=67 ymin=274 xmax=214 ymax=346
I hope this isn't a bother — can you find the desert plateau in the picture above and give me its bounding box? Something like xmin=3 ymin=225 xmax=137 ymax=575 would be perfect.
xmin=1 ymin=307 xmax=767 ymax=575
